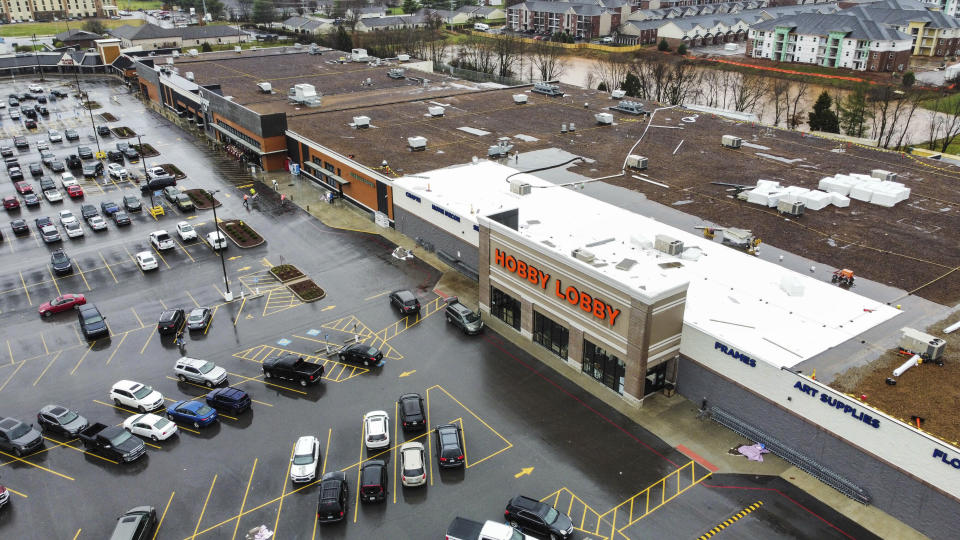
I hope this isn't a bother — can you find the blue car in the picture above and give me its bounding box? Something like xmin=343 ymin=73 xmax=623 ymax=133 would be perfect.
xmin=166 ymin=401 xmax=218 ymax=428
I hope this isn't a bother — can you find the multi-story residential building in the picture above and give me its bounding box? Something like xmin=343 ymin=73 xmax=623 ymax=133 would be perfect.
xmin=846 ymin=0 xmax=960 ymax=57
xmin=748 ymin=13 xmax=912 ymax=71
xmin=507 ymin=0 xmax=630 ymax=39
xmin=1 ymin=0 xmax=116 ymax=22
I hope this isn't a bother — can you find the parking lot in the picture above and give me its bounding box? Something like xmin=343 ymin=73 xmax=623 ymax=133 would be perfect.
xmin=0 ymin=78 xmax=885 ymax=539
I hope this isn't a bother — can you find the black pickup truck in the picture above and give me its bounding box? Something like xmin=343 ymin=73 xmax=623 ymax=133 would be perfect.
xmin=78 ymin=422 xmax=146 ymax=462
xmin=262 ymin=354 xmax=325 ymax=387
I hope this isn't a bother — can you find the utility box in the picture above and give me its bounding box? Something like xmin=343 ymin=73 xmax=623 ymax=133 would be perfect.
xmin=428 ymin=106 xmax=444 ymax=117
xmin=595 ymin=112 xmax=613 ymax=125
xmin=353 ymin=116 xmax=370 ymax=128
xmin=513 ymin=94 xmax=528 ymax=104
xmin=899 ymin=328 xmax=946 ymax=361
xmin=257 ymin=82 xmax=272 ymax=93
xmin=871 ymin=169 xmax=898 ymax=182
xmin=776 ymin=200 xmax=805 ymax=217
xmin=407 ymin=136 xmax=427 ymax=151
xmin=722 ymin=135 xmax=742 ymax=148
xmin=626 ymin=155 xmax=648 ymax=170
xmin=509 ymin=179 xmax=531 ymax=195
xmin=611 ymin=89 xmax=626 ymax=99
xmin=351 ymin=48 xmax=369 ymax=62
xmin=655 ymin=234 xmax=684 ymax=255
xmin=721 ymin=227 xmax=755 ymax=249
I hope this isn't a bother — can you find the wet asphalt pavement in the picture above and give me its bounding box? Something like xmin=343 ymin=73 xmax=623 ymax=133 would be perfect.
xmin=0 ymin=78 xmax=883 ymax=539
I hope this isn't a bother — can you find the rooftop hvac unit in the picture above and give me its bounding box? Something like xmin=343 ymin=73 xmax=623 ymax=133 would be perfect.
xmin=166 ymin=57 xmax=174 ymax=65
xmin=871 ymin=169 xmax=898 ymax=182
xmin=397 ymin=54 xmax=410 ymax=62
xmin=353 ymin=116 xmax=370 ymax=128
xmin=626 ymin=155 xmax=647 ymax=170
xmin=187 ymin=48 xmax=198 ymax=57
xmin=308 ymin=44 xmax=322 ymax=55
xmin=595 ymin=112 xmax=613 ymax=125
xmin=571 ymin=248 xmax=596 ymax=263
xmin=407 ymin=136 xmax=427 ymax=151
xmin=234 ymin=46 xmax=242 ymax=53
xmin=612 ymin=100 xmax=649 ymax=115
xmin=185 ymin=72 xmax=194 ymax=82
xmin=655 ymin=234 xmax=684 ymax=255
xmin=611 ymin=89 xmax=626 ymax=99
xmin=428 ymin=106 xmax=444 ymax=117
xmin=532 ymin=82 xmax=563 ymax=97
xmin=172 ymin=50 xmax=180 ymax=57
xmin=294 ymin=42 xmax=302 ymax=49
xmin=899 ymin=328 xmax=946 ymax=361
xmin=387 ymin=68 xmax=405 ymax=79
xmin=257 ymin=82 xmax=272 ymax=93
xmin=510 ymin=179 xmax=531 ymax=195
xmin=351 ymin=48 xmax=369 ymax=61
xmin=513 ymin=94 xmax=528 ymax=104
xmin=488 ymin=139 xmax=513 ymax=158
xmin=722 ymin=135 xmax=742 ymax=148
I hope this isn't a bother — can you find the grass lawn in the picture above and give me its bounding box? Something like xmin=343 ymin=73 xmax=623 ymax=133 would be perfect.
xmin=921 ymin=92 xmax=960 ymax=113
xmin=387 ymin=7 xmax=405 ymax=14
xmin=0 ymin=18 xmax=142 ymax=38
xmin=116 ymin=0 xmax=165 ymax=10
xmin=206 ymin=40 xmax=289 ymax=52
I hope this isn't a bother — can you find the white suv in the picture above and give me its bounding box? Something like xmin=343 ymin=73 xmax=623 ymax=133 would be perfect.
xmin=60 ymin=172 xmax=77 ymax=188
xmin=289 ymin=435 xmax=320 ymax=483
xmin=363 ymin=410 xmax=390 ymax=450
xmin=173 ymin=357 xmax=227 ymax=387
xmin=149 ymin=230 xmax=174 ymax=250
xmin=107 ymin=163 xmax=128 ymax=180
xmin=176 ymin=221 xmax=197 ymax=241
xmin=110 ymin=380 xmax=164 ymax=412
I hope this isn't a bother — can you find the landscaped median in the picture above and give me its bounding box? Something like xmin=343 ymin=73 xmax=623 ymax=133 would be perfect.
xmin=269 ymin=264 xmax=325 ymax=302
xmin=218 ymin=219 xmax=265 ymax=248
xmin=184 ymin=189 xmax=221 ymax=210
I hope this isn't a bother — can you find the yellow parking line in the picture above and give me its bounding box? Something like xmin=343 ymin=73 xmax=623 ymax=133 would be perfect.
xmin=185 ymin=290 xmax=200 ymax=308
xmin=33 ymin=350 xmax=62 ymax=386
xmin=322 ymin=428 xmax=331 ymax=476
xmin=226 ymin=371 xmax=308 ymax=395
xmin=40 ymin=334 xmax=49 ymax=355
xmin=131 ymin=307 xmax=144 ymax=328
xmin=19 ymin=270 xmax=32 ymax=305
xmin=70 ymin=342 xmax=95 ymax=375
xmin=100 ymin=252 xmax=118 ymax=283
xmin=73 ymin=528 xmax=81 ymax=540
xmin=152 ymin=491 xmax=175 ymax=540
xmin=72 ymin=326 xmax=84 ymax=345
xmin=204 ymin=305 xmax=217 ymax=335
xmin=177 ymin=240 xmax=196 ymax=263
xmin=426 ymin=389 xmax=433 ymax=486
xmin=152 ymin=245 xmax=171 ymax=270
xmin=231 ymin=459 xmax=258 ymax=540
xmin=6 ymin=487 xmax=27 ymax=498
xmin=6 ymin=340 xmax=13 ymax=364
xmin=393 ymin=401 xmax=398 ymax=504
xmin=0 ymin=361 xmax=25 ymax=392
xmin=74 ymin=260 xmax=91 ymax=291
xmin=0 ymin=449 xmax=74 ymax=481
xmin=274 ymin=444 xmax=295 ymax=535
xmin=47 ymin=267 xmax=62 ymax=297
xmin=105 ymin=333 xmax=127 ymax=365
xmin=191 ymin=474 xmax=217 ymax=540
xmin=233 ymin=297 xmax=247 ymax=325
xmin=364 ymin=290 xmax=390 ymax=301
xmin=124 ymin=246 xmax=145 ymax=275
xmin=140 ymin=326 xmax=156 ymax=355
xmin=251 ymin=399 xmax=272 ymax=407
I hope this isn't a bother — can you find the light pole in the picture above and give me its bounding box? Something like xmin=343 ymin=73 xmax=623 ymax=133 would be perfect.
xmin=137 ymin=134 xmax=152 ymax=206
xmin=31 ymin=34 xmax=44 ymax=82
xmin=208 ymin=189 xmax=232 ymax=301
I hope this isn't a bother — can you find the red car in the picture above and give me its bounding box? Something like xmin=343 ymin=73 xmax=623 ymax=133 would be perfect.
xmin=66 ymin=185 xmax=83 ymax=198
xmin=38 ymin=294 xmax=87 ymax=317
xmin=2 ymin=196 xmax=18 ymax=210
xmin=14 ymin=181 xmax=33 ymax=194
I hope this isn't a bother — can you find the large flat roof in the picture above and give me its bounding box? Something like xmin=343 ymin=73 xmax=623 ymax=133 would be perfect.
xmin=400 ymin=160 xmax=900 ymax=369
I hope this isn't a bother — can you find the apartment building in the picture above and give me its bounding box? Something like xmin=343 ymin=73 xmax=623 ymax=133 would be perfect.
xmin=1 ymin=0 xmax=116 ymax=22
xmin=847 ymin=0 xmax=960 ymax=57
xmin=506 ymin=0 xmax=630 ymax=39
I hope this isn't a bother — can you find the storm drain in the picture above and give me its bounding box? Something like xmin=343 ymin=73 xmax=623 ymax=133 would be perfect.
xmin=709 ymin=406 xmax=871 ymax=504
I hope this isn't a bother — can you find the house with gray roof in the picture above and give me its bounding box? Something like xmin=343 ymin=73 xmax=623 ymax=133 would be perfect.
xmin=107 ymin=23 xmax=247 ymax=50
xmin=506 ymin=0 xmax=630 ymax=39
xmin=54 ymin=29 xmax=103 ymax=49
xmin=844 ymin=0 xmax=960 ymax=57
xmin=355 ymin=14 xmax=430 ymax=32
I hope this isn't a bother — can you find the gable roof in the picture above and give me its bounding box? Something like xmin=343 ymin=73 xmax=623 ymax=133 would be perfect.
xmin=283 ymin=16 xmax=310 ymax=28
xmin=180 ymin=25 xmax=244 ymax=40
xmin=752 ymin=13 xmax=912 ymax=41
xmin=55 ymin=29 xmax=102 ymax=42
xmin=108 ymin=23 xmax=180 ymax=41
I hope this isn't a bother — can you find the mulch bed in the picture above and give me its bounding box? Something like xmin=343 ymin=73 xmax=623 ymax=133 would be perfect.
xmin=287 ymin=278 xmax=326 ymax=302
xmin=134 ymin=144 xmax=160 ymax=158
xmin=219 ymin=219 xmax=265 ymax=248
xmin=184 ymin=189 xmax=221 ymax=210
xmin=98 ymin=112 xmax=118 ymax=122
xmin=270 ymin=264 xmax=305 ymax=283
xmin=111 ymin=126 xmax=136 ymax=138
xmin=158 ymin=163 xmax=185 ymax=180
xmin=831 ymin=313 xmax=960 ymax=446
xmin=81 ymin=100 xmax=101 ymax=110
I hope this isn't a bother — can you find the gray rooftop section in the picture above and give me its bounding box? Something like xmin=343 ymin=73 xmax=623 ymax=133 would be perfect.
xmin=848 ymin=3 xmax=960 ymax=29
xmin=180 ymin=25 xmax=245 ymax=40
xmin=108 ymin=23 xmax=180 ymax=41
xmin=510 ymin=1 xmax=611 ymax=16
xmin=752 ymin=12 xmax=911 ymax=40
xmin=55 ymin=29 xmax=102 ymax=42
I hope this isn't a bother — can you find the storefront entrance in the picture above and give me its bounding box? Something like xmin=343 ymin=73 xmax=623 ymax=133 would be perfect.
xmin=533 ymin=311 xmax=569 ymax=359
xmin=490 ymin=286 xmax=521 ymax=331
xmin=644 ymin=362 xmax=668 ymax=396
xmin=582 ymin=340 xmax=625 ymax=394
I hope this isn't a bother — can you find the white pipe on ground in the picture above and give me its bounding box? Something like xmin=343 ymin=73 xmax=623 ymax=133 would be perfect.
xmin=893 ymin=354 xmax=921 ymax=377
xmin=944 ymin=320 xmax=960 ymax=334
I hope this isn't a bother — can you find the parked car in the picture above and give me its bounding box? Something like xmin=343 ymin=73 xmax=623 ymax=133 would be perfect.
xmin=177 ymin=221 xmax=197 ymax=241
xmin=9 ymin=167 xmax=23 ymax=181
xmin=14 ymin=181 xmax=32 ymax=195
xmin=40 ymin=176 xmax=56 ymax=192
xmin=66 ymin=185 xmax=83 ymax=198
xmin=290 ymin=435 xmax=321 ymax=483
xmin=157 ymin=308 xmax=185 ymax=335
xmin=110 ymin=380 xmax=164 ymax=412
xmin=43 ymin=189 xmax=63 ymax=203
xmin=108 ymin=163 xmax=128 ymax=180
xmin=107 ymin=150 xmax=124 ymax=163
xmin=97 ymin=125 xmax=111 ymax=137
xmin=87 ymin=215 xmax=107 ymax=231
xmin=63 ymin=220 xmax=83 ymax=238
xmin=77 ymin=146 xmax=93 ymax=160
xmin=166 ymin=400 xmax=217 ymax=428
xmin=2 ymin=195 xmax=19 ymax=210
xmin=360 ymin=460 xmax=388 ymax=503
xmin=399 ymin=442 xmax=426 ymax=487
xmin=28 ymin=162 xmax=42 ymax=177
xmin=504 ymin=495 xmax=575 ymax=539
xmin=112 ymin=210 xmax=131 ymax=226
xmin=36 ymin=405 xmax=88 ymax=437
xmin=338 ymin=343 xmax=384 ymax=367
xmin=80 ymin=204 xmax=99 ymax=220
xmin=39 ymin=222 xmax=61 ymax=243
xmin=108 ymin=506 xmax=156 ymax=540
xmin=24 ymin=118 xmax=36 ymax=129
xmin=82 ymin=161 xmax=103 ymax=178
xmin=0 ymin=417 xmax=44 ymax=456
xmin=13 ymin=136 xmax=27 ymax=149
xmin=100 ymin=200 xmax=120 ymax=215
xmin=316 ymin=472 xmax=349 ymax=523
xmin=123 ymin=413 xmax=177 ymax=442
xmin=435 ymin=424 xmax=465 ymax=468
xmin=163 ymin=186 xmax=182 ymax=203
xmin=47 ymin=129 xmax=62 ymax=142
xmin=50 ymin=159 xmax=65 ymax=173
xmin=28 ymin=84 xmax=42 ymax=93
xmin=363 ymin=410 xmax=390 ymax=450
xmin=173 ymin=357 xmax=227 ymax=387
xmin=40 ymin=151 xmax=55 ymax=167
xmin=389 ymin=289 xmax=421 ymax=315
xmin=186 ymin=307 xmax=211 ymax=331
xmin=77 ymin=304 xmax=109 ymax=339
xmin=206 ymin=231 xmax=227 ymax=250
xmin=22 ymin=193 xmax=39 ymax=207
xmin=10 ymin=219 xmax=28 ymax=235
xmin=65 ymin=154 xmax=81 ymax=170
xmin=79 ymin=423 xmax=145 ymax=463
xmin=58 ymin=209 xmax=78 ymax=227
xmin=205 ymin=387 xmax=251 ymax=414
xmin=149 ymin=230 xmax=174 ymax=250
xmin=64 ymin=128 xmax=79 ymax=141
xmin=0 ymin=146 xmax=12 ymax=157
xmin=262 ymin=353 xmax=324 ymax=386
xmin=446 ymin=518 xmax=534 ymax=540
xmin=398 ymin=393 xmax=426 ymax=430
xmin=50 ymin=248 xmax=73 ymax=275
xmin=174 ymin=194 xmax=194 ymax=211
xmin=38 ymin=293 xmax=86 ymax=317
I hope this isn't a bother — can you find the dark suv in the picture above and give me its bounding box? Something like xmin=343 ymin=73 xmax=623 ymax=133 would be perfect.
xmin=157 ymin=308 xmax=185 ymax=335
xmin=316 ymin=471 xmax=349 ymax=523
xmin=0 ymin=417 xmax=44 ymax=457
xmin=504 ymin=495 xmax=575 ymax=539
xmin=107 ymin=150 xmax=124 ymax=164
xmin=435 ymin=424 xmax=465 ymax=468
xmin=108 ymin=506 xmax=156 ymax=540
xmin=389 ymin=289 xmax=420 ymax=315
xmin=444 ymin=298 xmax=484 ymax=334
xmin=359 ymin=460 xmax=388 ymax=503
xmin=205 ymin=387 xmax=251 ymax=414
xmin=397 ymin=393 xmax=425 ymax=430
xmin=77 ymin=146 xmax=94 ymax=160
xmin=37 ymin=405 xmax=88 ymax=437
xmin=78 ymin=304 xmax=109 ymax=340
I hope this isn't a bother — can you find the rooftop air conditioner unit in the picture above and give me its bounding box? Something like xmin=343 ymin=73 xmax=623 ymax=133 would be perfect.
xmin=513 ymin=94 xmax=528 ymax=104
xmin=387 ymin=68 xmax=405 ymax=79
xmin=397 ymin=54 xmax=410 ymax=62
xmin=510 ymin=179 xmax=531 ymax=195
xmin=166 ymin=57 xmax=174 ymax=64
xmin=257 ymin=82 xmax=272 ymax=93
xmin=353 ymin=115 xmax=370 ymax=128
xmin=185 ymin=72 xmax=194 ymax=82
xmin=187 ymin=48 xmax=198 ymax=56
xmin=722 ymin=135 xmax=742 ymax=148
xmin=611 ymin=89 xmax=626 ymax=99
xmin=408 ymin=136 xmax=427 ymax=151
xmin=626 ymin=155 xmax=647 ymax=170
xmin=532 ymin=82 xmax=563 ymax=97
xmin=172 ymin=50 xmax=180 ymax=57
xmin=654 ymin=234 xmax=684 ymax=256
xmin=595 ymin=112 xmax=613 ymax=125
xmin=572 ymin=248 xmax=596 ymax=263
xmin=234 ymin=46 xmax=242 ymax=53
xmin=613 ymin=100 xmax=649 ymax=115
xmin=428 ymin=106 xmax=444 ymax=117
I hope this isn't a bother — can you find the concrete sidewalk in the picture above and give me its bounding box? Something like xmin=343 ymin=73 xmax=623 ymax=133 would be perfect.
xmin=264 ymin=170 xmax=925 ymax=540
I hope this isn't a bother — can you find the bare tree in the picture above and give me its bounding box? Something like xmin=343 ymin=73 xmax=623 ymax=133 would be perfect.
xmin=649 ymin=60 xmax=669 ymax=103
xmin=236 ymin=0 xmax=254 ymax=19
xmin=893 ymin=92 xmax=924 ymax=150
xmin=730 ymin=73 xmax=768 ymax=113
xmin=868 ymin=85 xmax=897 ymax=148
xmin=699 ymin=70 xmax=721 ymax=108
xmin=768 ymin=79 xmax=790 ymax=127
xmin=926 ymin=102 xmax=945 ymax=150
xmin=786 ymin=81 xmax=809 ymax=129
xmin=663 ymin=61 xmax=697 ymax=105
xmin=493 ymin=34 xmax=524 ymax=78
xmin=591 ymin=54 xmax=631 ymax=93
xmin=455 ymin=36 xmax=496 ymax=74
xmin=528 ymin=41 xmax=567 ymax=82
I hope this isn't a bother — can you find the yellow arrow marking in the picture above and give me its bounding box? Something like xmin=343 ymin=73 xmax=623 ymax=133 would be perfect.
xmin=228 ymin=256 xmax=242 ymax=261
xmin=237 ymin=266 xmax=251 ymax=272
xmin=399 ymin=370 xmax=416 ymax=378
xmin=261 ymin=257 xmax=273 ymax=267
xmin=321 ymin=305 xmax=336 ymax=311
xmin=245 ymin=314 xmax=254 ymax=320
xmin=514 ymin=467 xmax=534 ymax=478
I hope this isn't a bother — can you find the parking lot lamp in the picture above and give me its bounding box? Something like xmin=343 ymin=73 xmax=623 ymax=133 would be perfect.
xmin=208 ymin=188 xmax=232 ymax=301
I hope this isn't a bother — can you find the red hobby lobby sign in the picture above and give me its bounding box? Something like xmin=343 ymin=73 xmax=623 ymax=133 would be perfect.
xmin=494 ymin=249 xmax=622 ymax=326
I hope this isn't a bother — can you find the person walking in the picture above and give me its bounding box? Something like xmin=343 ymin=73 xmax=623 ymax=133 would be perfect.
xmin=175 ymin=330 xmax=186 ymax=352
xmin=243 ymin=194 xmax=249 ymax=209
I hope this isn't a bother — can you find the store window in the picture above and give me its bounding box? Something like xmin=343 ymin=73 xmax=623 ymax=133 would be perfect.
xmin=533 ymin=311 xmax=568 ymax=359
xmin=582 ymin=340 xmax=625 ymax=394
xmin=490 ymin=286 xmax=521 ymax=331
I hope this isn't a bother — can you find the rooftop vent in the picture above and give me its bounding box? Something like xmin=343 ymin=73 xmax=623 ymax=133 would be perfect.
xmin=289 ymin=83 xmax=322 ymax=107
xmin=407 ymin=136 xmax=427 ymax=151
xmin=187 ymin=48 xmax=198 ymax=57
xmin=388 ymin=68 xmax=405 ymax=79
xmin=185 ymin=72 xmax=194 ymax=82
xmin=257 ymin=82 xmax=272 ymax=93
xmin=655 ymin=234 xmax=684 ymax=256
xmin=353 ymin=115 xmax=371 ymax=128
xmin=513 ymin=94 xmax=528 ymax=104
xmin=428 ymin=105 xmax=444 ymax=117
xmin=595 ymin=112 xmax=613 ymax=125
xmin=572 ymin=248 xmax=596 ymax=263
xmin=510 ymin=179 xmax=531 ymax=195
xmin=611 ymin=89 xmax=626 ymax=99
xmin=615 ymin=258 xmax=637 ymax=271
xmin=488 ymin=139 xmax=514 ymax=158
xmin=612 ymin=100 xmax=649 ymax=115
xmin=532 ymin=82 xmax=563 ymax=97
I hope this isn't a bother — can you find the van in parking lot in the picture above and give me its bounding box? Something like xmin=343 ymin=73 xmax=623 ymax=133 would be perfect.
xmin=474 ymin=23 xmax=489 ymax=31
